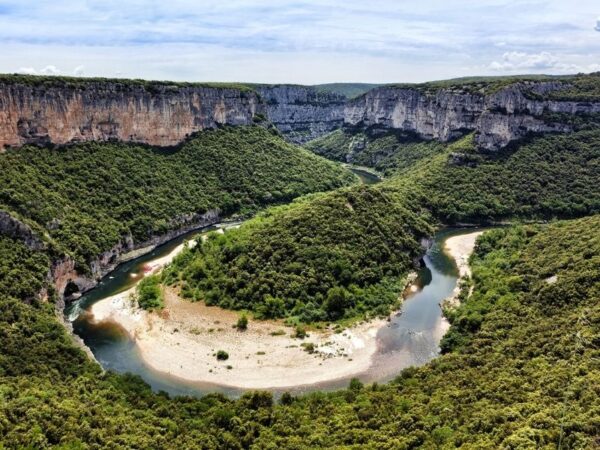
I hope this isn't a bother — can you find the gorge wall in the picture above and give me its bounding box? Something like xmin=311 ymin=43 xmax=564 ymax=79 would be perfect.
xmin=0 ymin=79 xmax=263 ymax=150
xmin=257 ymin=85 xmax=345 ymax=144
xmin=344 ymin=81 xmax=600 ymax=150
xmin=1 ymin=75 xmax=600 ymax=153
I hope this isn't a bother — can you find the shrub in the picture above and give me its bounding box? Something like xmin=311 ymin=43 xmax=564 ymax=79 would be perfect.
xmin=136 ymin=275 xmax=163 ymax=310
xmin=216 ymin=350 xmax=229 ymax=361
xmin=301 ymin=342 xmax=316 ymax=354
xmin=294 ymin=326 xmax=307 ymax=339
xmin=236 ymin=314 xmax=248 ymax=331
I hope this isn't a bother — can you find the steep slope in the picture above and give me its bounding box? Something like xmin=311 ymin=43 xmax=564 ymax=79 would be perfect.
xmin=0 ymin=125 xmax=355 ymax=295
xmin=389 ymin=130 xmax=600 ymax=223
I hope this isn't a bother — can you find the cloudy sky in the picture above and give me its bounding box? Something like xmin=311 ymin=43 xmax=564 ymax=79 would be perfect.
xmin=0 ymin=0 xmax=598 ymax=84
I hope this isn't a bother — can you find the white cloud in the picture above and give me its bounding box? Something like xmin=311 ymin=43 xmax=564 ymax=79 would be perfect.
xmin=17 ymin=67 xmax=37 ymax=75
xmin=1 ymin=1 xmax=600 ymax=82
xmin=73 ymin=65 xmax=85 ymax=76
xmin=40 ymin=65 xmax=60 ymax=75
xmin=488 ymin=51 xmax=580 ymax=73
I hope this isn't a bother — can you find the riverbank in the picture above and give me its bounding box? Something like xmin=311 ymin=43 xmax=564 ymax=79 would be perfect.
xmin=87 ymin=229 xmax=484 ymax=390
xmin=92 ymin=286 xmax=385 ymax=389
xmin=442 ymin=230 xmax=484 ymax=308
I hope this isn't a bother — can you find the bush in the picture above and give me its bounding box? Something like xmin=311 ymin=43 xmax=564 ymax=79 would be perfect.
xmin=216 ymin=350 xmax=229 ymax=361
xmin=294 ymin=326 xmax=307 ymax=339
xmin=236 ymin=314 xmax=248 ymax=331
xmin=301 ymin=342 xmax=316 ymax=354
xmin=136 ymin=275 xmax=163 ymax=310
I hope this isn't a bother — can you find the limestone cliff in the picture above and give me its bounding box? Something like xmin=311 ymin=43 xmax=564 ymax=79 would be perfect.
xmin=257 ymin=85 xmax=345 ymax=144
xmin=0 ymin=79 xmax=262 ymax=150
xmin=344 ymin=81 xmax=600 ymax=151
xmin=0 ymin=210 xmax=46 ymax=251
xmin=1 ymin=75 xmax=599 ymax=152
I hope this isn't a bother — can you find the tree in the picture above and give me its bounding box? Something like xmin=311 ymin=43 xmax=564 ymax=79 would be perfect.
xmin=324 ymin=286 xmax=351 ymax=320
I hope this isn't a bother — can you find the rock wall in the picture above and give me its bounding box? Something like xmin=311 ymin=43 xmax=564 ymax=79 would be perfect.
xmin=0 ymin=80 xmax=262 ymax=150
xmin=345 ymin=81 xmax=600 ymax=150
xmin=0 ymin=210 xmax=46 ymax=251
xmin=257 ymin=85 xmax=346 ymax=144
xmin=53 ymin=209 xmax=222 ymax=300
xmin=1 ymin=77 xmax=599 ymax=153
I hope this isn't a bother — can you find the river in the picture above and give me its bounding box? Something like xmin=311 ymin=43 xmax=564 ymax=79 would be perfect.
xmin=66 ymin=225 xmax=476 ymax=397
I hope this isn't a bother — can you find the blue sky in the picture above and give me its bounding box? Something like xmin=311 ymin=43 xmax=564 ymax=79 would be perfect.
xmin=0 ymin=0 xmax=598 ymax=84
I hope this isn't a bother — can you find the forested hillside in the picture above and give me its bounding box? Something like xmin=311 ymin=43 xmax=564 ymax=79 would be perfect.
xmin=169 ymin=128 xmax=600 ymax=323
xmin=164 ymin=186 xmax=433 ymax=323
xmin=391 ymin=130 xmax=600 ymax=223
xmin=1 ymin=216 xmax=598 ymax=448
xmin=305 ymin=128 xmax=446 ymax=174
xmin=0 ymin=125 xmax=355 ymax=269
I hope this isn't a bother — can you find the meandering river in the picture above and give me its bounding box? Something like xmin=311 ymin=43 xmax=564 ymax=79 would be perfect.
xmin=66 ymin=223 xmax=476 ymax=398
xmin=65 ymin=165 xmax=479 ymax=396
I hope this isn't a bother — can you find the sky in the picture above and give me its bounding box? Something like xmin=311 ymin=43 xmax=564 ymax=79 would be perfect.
xmin=0 ymin=1 xmax=598 ymax=84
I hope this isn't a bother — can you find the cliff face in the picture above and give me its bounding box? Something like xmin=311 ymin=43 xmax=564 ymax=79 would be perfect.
xmin=345 ymin=81 xmax=600 ymax=150
xmin=0 ymin=210 xmax=46 ymax=251
xmin=0 ymin=81 xmax=262 ymax=150
xmin=1 ymin=77 xmax=599 ymax=153
xmin=257 ymin=85 xmax=346 ymax=144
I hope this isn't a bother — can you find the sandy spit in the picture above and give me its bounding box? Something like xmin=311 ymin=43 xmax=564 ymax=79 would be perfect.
xmin=442 ymin=230 xmax=484 ymax=308
xmin=91 ymin=286 xmax=384 ymax=389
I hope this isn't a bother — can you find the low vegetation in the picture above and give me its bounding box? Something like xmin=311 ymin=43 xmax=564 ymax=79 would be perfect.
xmin=0 ymin=73 xmax=255 ymax=93
xmin=236 ymin=314 xmax=248 ymax=331
xmin=384 ymin=72 xmax=600 ymax=99
xmin=136 ymin=275 xmax=164 ymax=310
xmin=216 ymin=350 xmax=229 ymax=361
xmin=312 ymin=83 xmax=381 ymax=99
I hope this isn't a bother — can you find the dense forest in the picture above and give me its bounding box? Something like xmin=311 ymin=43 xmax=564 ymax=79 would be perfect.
xmin=164 ymin=186 xmax=433 ymax=323
xmin=305 ymin=128 xmax=446 ymax=174
xmin=390 ymin=130 xmax=600 ymax=223
xmin=0 ymin=216 xmax=598 ymax=448
xmin=167 ymin=127 xmax=600 ymax=324
xmin=0 ymin=125 xmax=355 ymax=269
